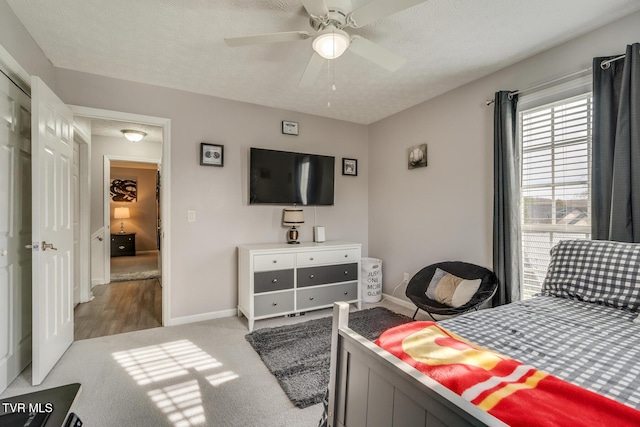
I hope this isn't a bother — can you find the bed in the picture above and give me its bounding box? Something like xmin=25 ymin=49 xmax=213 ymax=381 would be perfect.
xmin=325 ymin=240 xmax=640 ymax=427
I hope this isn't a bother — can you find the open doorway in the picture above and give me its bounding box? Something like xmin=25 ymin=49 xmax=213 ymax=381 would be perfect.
xmin=73 ymin=114 xmax=168 ymax=340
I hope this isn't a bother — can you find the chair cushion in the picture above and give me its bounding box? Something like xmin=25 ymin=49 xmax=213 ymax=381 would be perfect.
xmin=541 ymin=239 xmax=640 ymax=312
xmin=426 ymin=268 xmax=482 ymax=307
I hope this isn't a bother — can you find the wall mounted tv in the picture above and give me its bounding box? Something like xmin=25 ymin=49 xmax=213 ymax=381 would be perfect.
xmin=249 ymin=148 xmax=335 ymax=206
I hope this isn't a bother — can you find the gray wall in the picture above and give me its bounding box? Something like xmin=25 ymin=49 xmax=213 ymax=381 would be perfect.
xmin=54 ymin=70 xmax=370 ymax=319
xmin=0 ymin=0 xmax=54 ymax=87
xmin=368 ymin=12 xmax=640 ymax=298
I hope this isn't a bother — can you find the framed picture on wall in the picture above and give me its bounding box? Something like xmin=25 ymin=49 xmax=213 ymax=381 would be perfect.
xmin=342 ymin=158 xmax=357 ymax=176
xmin=282 ymin=120 xmax=299 ymax=135
xmin=200 ymin=143 xmax=224 ymax=167
xmin=408 ymin=144 xmax=427 ymax=169
xmin=110 ymin=178 xmax=137 ymax=202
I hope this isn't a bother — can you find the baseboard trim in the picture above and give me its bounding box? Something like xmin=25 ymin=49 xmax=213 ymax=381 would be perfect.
xmin=91 ymin=279 xmax=106 ymax=287
xmin=169 ymin=308 xmax=237 ymax=326
xmin=380 ymin=293 xmax=415 ymax=310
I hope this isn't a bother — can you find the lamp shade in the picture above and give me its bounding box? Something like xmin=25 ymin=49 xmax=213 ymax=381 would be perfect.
xmin=312 ymin=26 xmax=350 ymax=60
xmin=114 ymin=207 xmax=130 ymax=219
xmin=283 ymin=208 xmax=304 ymax=226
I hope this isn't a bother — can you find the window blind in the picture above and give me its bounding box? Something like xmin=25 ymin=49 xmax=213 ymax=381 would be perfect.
xmin=520 ymin=93 xmax=592 ymax=298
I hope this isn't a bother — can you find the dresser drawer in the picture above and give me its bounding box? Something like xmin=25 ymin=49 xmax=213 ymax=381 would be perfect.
xmin=296 ymin=248 xmax=359 ymax=267
xmin=297 ymin=263 xmax=358 ymax=288
xmin=254 ymin=291 xmax=294 ymax=317
xmin=254 ymin=269 xmax=294 ymax=293
xmin=254 ymin=253 xmax=295 ymax=272
xmin=296 ymin=282 xmax=358 ymax=310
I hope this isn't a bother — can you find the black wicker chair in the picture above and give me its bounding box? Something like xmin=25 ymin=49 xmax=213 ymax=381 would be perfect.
xmin=405 ymin=261 xmax=498 ymax=321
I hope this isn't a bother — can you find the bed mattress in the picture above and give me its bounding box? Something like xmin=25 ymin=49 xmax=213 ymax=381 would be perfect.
xmin=438 ymin=296 xmax=640 ymax=410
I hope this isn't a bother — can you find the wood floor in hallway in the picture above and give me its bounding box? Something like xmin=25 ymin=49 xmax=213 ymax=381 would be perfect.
xmin=74 ymin=278 xmax=162 ymax=340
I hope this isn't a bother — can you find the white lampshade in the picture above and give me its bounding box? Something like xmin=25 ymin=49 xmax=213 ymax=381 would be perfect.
xmin=114 ymin=207 xmax=130 ymax=219
xmin=121 ymin=129 xmax=147 ymax=142
xmin=312 ymin=26 xmax=350 ymax=60
xmin=283 ymin=208 xmax=304 ymax=226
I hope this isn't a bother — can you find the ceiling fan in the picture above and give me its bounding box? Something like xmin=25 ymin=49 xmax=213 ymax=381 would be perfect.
xmin=224 ymin=0 xmax=428 ymax=87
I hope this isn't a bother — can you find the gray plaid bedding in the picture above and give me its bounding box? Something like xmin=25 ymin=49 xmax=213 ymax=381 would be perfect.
xmin=439 ymin=296 xmax=640 ymax=410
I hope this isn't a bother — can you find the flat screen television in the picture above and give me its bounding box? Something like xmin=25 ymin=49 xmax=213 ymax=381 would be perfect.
xmin=249 ymin=148 xmax=335 ymax=206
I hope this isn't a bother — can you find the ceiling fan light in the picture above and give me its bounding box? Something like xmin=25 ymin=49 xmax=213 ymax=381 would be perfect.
xmin=121 ymin=129 xmax=147 ymax=142
xmin=312 ymin=27 xmax=350 ymax=60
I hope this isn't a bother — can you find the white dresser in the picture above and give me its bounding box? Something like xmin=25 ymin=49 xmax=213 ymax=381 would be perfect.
xmin=238 ymin=241 xmax=362 ymax=331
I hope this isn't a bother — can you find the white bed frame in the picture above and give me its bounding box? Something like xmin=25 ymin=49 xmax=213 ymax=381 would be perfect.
xmin=327 ymin=302 xmax=508 ymax=427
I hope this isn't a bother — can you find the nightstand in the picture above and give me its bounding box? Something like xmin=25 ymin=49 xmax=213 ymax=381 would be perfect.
xmin=111 ymin=233 xmax=136 ymax=257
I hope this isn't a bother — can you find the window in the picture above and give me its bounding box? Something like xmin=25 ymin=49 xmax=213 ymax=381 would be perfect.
xmin=519 ymin=92 xmax=593 ymax=298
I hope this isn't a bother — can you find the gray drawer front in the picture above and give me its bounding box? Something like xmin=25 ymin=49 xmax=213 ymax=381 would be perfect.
xmin=254 ymin=291 xmax=294 ymax=317
xmin=254 ymin=269 xmax=294 ymax=293
xmin=297 ymin=282 xmax=358 ymax=311
xmin=297 ymin=263 xmax=358 ymax=288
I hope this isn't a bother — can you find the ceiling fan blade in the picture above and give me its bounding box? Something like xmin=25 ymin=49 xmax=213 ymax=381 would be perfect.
xmin=301 ymin=0 xmax=329 ymax=17
xmin=349 ymin=36 xmax=406 ymax=71
xmin=299 ymin=53 xmax=326 ymax=87
xmin=224 ymin=31 xmax=310 ymax=47
xmin=348 ymin=0 xmax=428 ymax=28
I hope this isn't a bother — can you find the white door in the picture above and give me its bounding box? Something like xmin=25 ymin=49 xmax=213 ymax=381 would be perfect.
xmin=31 ymin=76 xmax=74 ymax=386
xmin=0 ymin=72 xmax=32 ymax=394
xmin=72 ymin=141 xmax=80 ymax=304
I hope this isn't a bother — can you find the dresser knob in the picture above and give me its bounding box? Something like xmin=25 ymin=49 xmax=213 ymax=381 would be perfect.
xmin=272 ymin=278 xmax=278 ymax=283
xmin=272 ymin=302 xmax=278 ymax=306
xmin=310 ymin=257 xmax=314 ymax=261
xmin=272 ymin=260 xmax=277 ymax=264
xmin=309 ymin=297 xmax=314 ymax=301
xmin=344 ymin=291 xmax=348 ymax=295
xmin=309 ymin=274 xmax=314 ymax=279
xmin=344 ymin=271 xmax=348 ymax=275
xmin=344 ymin=254 xmax=348 ymax=258
xmin=119 ymin=246 xmax=125 ymax=250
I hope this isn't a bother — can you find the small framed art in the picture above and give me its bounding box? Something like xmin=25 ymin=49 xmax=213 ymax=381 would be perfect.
xmin=408 ymin=144 xmax=427 ymax=169
xmin=200 ymin=143 xmax=224 ymax=167
xmin=342 ymin=158 xmax=357 ymax=176
xmin=282 ymin=120 xmax=299 ymax=135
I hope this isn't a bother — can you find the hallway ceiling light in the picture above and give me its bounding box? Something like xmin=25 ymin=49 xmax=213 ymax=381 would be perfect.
xmin=121 ymin=129 xmax=147 ymax=142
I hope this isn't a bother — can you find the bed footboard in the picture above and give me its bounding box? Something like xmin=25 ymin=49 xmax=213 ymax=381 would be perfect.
xmin=327 ymin=302 xmax=506 ymax=427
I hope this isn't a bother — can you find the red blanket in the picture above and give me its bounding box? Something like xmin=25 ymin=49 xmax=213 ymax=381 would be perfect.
xmin=375 ymin=321 xmax=640 ymax=427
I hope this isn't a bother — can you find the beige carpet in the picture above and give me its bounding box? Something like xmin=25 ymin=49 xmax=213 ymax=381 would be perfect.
xmin=1 ymin=299 xmax=419 ymax=426
xmin=111 ymin=251 xmax=161 ymax=282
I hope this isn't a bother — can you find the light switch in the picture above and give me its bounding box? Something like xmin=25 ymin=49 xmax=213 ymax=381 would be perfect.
xmin=187 ymin=210 xmax=196 ymax=222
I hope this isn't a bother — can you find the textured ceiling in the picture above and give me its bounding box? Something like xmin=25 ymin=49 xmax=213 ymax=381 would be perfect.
xmin=8 ymin=0 xmax=640 ymax=124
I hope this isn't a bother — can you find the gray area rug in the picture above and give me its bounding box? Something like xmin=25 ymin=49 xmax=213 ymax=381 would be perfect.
xmin=245 ymin=307 xmax=413 ymax=408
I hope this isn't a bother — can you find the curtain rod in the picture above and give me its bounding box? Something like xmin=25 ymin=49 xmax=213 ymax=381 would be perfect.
xmin=485 ymin=54 xmax=626 ymax=105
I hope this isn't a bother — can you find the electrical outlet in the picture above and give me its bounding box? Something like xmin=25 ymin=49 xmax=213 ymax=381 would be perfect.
xmin=404 ymin=272 xmax=410 ymax=282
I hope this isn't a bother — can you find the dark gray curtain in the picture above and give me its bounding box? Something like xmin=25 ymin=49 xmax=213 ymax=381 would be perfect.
xmin=592 ymin=43 xmax=640 ymax=242
xmin=493 ymin=91 xmax=521 ymax=305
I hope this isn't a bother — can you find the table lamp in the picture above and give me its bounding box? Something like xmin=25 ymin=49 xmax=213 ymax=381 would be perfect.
xmin=114 ymin=207 xmax=130 ymax=234
xmin=283 ymin=208 xmax=304 ymax=244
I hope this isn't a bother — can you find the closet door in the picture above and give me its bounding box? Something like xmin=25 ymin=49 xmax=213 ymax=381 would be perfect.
xmin=0 ymin=71 xmax=32 ymax=394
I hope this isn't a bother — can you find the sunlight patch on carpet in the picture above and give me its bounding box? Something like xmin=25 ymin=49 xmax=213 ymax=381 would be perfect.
xmin=148 ymin=380 xmax=205 ymax=427
xmin=113 ymin=339 xmax=241 ymax=427
xmin=112 ymin=339 xmax=222 ymax=385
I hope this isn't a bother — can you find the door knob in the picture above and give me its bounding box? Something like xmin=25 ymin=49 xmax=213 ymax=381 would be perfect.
xmin=42 ymin=241 xmax=58 ymax=251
